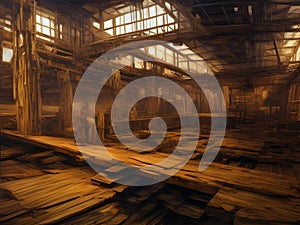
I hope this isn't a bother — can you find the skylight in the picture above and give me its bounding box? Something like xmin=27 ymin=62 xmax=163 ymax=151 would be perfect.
xmin=138 ymin=43 xmax=211 ymax=75
xmin=285 ymin=6 xmax=300 ymax=63
xmin=103 ymin=0 xmax=179 ymax=36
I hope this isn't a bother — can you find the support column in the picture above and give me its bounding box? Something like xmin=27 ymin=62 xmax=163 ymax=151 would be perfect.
xmin=13 ymin=1 xmax=41 ymax=135
xmin=57 ymin=70 xmax=73 ymax=134
xmin=297 ymin=83 xmax=300 ymax=121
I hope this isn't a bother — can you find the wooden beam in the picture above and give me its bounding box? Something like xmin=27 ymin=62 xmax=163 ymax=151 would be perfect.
xmin=167 ymin=0 xmax=210 ymax=36
xmin=57 ymin=69 xmax=73 ymax=134
xmin=13 ymin=0 xmax=42 ymax=135
xmin=273 ymin=36 xmax=282 ymax=65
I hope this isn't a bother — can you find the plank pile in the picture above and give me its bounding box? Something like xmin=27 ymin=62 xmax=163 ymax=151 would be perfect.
xmin=1 ymin=129 xmax=300 ymax=224
xmin=0 ymin=168 xmax=118 ymax=224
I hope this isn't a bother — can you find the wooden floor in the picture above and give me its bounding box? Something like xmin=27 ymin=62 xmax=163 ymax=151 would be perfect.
xmin=1 ymin=128 xmax=300 ymax=224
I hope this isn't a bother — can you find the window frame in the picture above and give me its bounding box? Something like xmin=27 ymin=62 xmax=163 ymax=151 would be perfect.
xmin=103 ymin=2 xmax=179 ymax=36
xmin=36 ymin=9 xmax=56 ymax=41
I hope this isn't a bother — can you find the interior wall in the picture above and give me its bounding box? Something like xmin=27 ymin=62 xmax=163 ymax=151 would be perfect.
xmin=0 ymin=61 xmax=13 ymax=104
xmin=0 ymin=2 xmax=14 ymax=104
xmin=286 ymin=78 xmax=300 ymax=123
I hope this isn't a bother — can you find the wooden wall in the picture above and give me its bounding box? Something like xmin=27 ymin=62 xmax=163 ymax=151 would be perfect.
xmin=286 ymin=79 xmax=300 ymax=122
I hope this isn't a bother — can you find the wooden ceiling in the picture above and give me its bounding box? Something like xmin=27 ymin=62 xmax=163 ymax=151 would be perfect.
xmin=45 ymin=0 xmax=300 ymax=86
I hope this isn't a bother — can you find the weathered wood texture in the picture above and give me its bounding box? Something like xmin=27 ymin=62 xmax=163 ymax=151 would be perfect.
xmin=0 ymin=169 xmax=118 ymax=224
xmin=57 ymin=69 xmax=73 ymax=134
xmin=1 ymin=129 xmax=299 ymax=225
xmin=13 ymin=1 xmax=41 ymax=135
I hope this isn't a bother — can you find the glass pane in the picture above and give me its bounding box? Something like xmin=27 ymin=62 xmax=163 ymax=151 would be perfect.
xmin=116 ymin=16 xmax=124 ymax=26
xmin=126 ymin=24 xmax=133 ymax=33
xmin=137 ymin=21 xmax=142 ymax=30
xmin=51 ymin=29 xmax=55 ymax=37
xmin=116 ymin=26 xmax=121 ymax=35
xmin=166 ymin=48 xmax=173 ymax=57
xmin=50 ymin=20 xmax=55 ymax=29
xmin=36 ymin=24 xmax=41 ymax=32
xmin=99 ymin=3 xmax=179 ymax=36
xmin=169 ymin=24 xmax=175 ymax=31
xmin=148 ymin=46 xmax=156 ymax=56
xmin=157 ymin=5 xmax=164 ymax=15
xmin=120 ymin=26 xmax=125 ymax=34
xmin=150 ymin=18 xmax=156 ymax=27
xmin=149 ymin=6 xmax=156 ymax=17
xmin=146 ymin=19 xmax=151 ymax=29
xmin=157 ymin=27 xmax=164 ymax=34
xmin=125 ymin=13 xmax=131 ymax=24
xmin=189 ymin=62 xmax=196 ymax=71
xmin=143 ymin=8 xmax=148 ymax=18
xmin=42 ymin=17 xmax=50 ymax=27
xmin=42 ymin=27 xmax=50 ymax=36
xmin=104 ymin=19 xmax=112 ymax=29
xmin=157 ymin=15 xmax=164 ymax=26
xmin=2 ymin=47 xmax=13 ymax=62
xmin=166 ymin=54 xmax=173 ymax=64
xmin=36 ymin=15 xmax=41 ymax=23
xmin=106 ymin=29 xmax=114 ymax=36
xmin=116 ymin=26 xmax=125 ymax=35
xmin=93 ymin=21 xmax=100 ymax=29
xmin=167 ymin=15 xmax=174 ymax=23
xmin=135 ymin=11 xmax=141 ymax=21
xmin=164 ymin=14 xmax=170 ymax=24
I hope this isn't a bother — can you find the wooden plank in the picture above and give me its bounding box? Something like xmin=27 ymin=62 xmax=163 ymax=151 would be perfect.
xmin=63 ymin=203 xmax=128 ymax=225
xmin=13 ymin=4 xmax=42 ymax=135
xmin=0 ymin=146 xmax=29 ymax=160
xmin=57 ymin=70 xmax=73 ymax=134
xmin=173 ymin=203 xmax=205 ymax=219
xmin=91 ymin=174 xmax=116 ymax=188
xmin=0 ymin=160 xmax=44 ymax=180
xmin=293 ymin=163 xmax=300 ymax=181
xmin=206 ymin=187 xmax=300 ymax=224
xmin=38 ymin=191 xmax=115 ymax=225
xmin=2 ymin=129 xmax=300 ymax=199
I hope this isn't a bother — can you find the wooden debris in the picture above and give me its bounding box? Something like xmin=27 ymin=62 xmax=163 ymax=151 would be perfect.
xmin=206 ymin=187 xmax=300 ymax=225
xmin=91 ymin=174 xmax=116 ymax=188
xmin=1 ymin=130 xmax=300 ymax=225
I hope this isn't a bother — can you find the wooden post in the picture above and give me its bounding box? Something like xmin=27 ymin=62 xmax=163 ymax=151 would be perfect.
xmin=145 ymin=76 xmax=157 ymax=117
xmin=297 ymin=83 xmax=300 ymax=121
xmin=222 ymin=86 xmax=230 ymax=111
xmin=57 ymin=69 xmax=73 ymax=134
xmin=97 ymin=112 xmax=105 ymax=141
xmin=13 ymin=1 xmax=42 ymax=135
